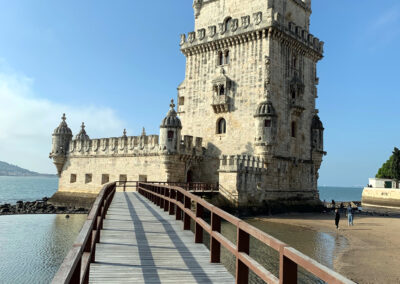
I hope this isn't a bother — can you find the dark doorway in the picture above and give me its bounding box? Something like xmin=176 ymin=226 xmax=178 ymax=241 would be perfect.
xmin=186 ymin=170 xmax=193 ymax=183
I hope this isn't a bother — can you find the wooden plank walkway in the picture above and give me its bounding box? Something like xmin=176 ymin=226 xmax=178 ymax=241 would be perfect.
xmin=89 ymin=192 xmax=235 ymax=283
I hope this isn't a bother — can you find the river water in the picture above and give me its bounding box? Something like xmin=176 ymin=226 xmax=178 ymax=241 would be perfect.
xmin=0 ymin=177 xmax=353 ymax=283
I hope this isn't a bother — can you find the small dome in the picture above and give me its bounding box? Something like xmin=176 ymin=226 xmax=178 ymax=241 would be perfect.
xmin=311 ymin=115 xmax=324 ymax=130
xmin=53 ymin=114 xmax=72 ymax=135
xmin=160 ymin=99 xmax=182 ymax=129
xmin=254 ymin=101 xmax=275 ymax=117
xmin=75 ymin=122 xmax=90 ymax=140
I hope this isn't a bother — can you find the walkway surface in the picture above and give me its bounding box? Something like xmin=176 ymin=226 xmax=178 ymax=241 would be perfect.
xmin=89 ymin=192 xmax=235 ymax=283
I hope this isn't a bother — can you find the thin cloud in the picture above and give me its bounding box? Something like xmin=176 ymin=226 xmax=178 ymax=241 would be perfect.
xmin=0 ymin=62 xmax=126 ymax=174
xmin=367 ymin=5 xmax=400 ymax=51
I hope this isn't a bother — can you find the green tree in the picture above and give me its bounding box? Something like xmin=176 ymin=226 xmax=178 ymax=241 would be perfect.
xmin=376 ymin=153 xmax=394 ymax=179
xmin=391 ymin=147 xmax=400 ymax=181
xmin=376 ymin=147 xmax=400 ymax=180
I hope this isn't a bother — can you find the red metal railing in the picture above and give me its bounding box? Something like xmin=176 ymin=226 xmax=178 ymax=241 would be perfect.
xmin=52 ymin=182 xmax=116 ymax=284
xmin=138 ymin=183 xmax=355 ymax=284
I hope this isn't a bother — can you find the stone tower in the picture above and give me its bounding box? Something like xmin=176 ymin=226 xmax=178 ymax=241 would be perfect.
xmin=178 ymin=0 xmax=325 ymax=206
xmin=160 ymin=100 xmax=182 ymax=154
xmin=49 ymin=114 xmax=73 ymax=176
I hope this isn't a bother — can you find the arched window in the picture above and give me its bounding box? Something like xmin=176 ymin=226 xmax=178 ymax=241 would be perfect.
xmin=219 ymin=85 xmax=225 ymax=96
xmin=224 ymin=50 xmax=230 ymax=64
xmin=168 ymin=130 xmax=174 ymax=141
xmin=291 ymin=90 xmax=296 ymax=99
xmin=291 ymin=121 xmax=296 ymax=138
xmin=218 ymin=51 xmax=224 ymax=66
xmin=213 ymin=85 xmax=218 ymax=96
xmin=264 ymin=119 xmax=271 ymax=128
xmin=292 ymin=55 xmax=297 ymax=69
xmin=217 ymin=118 xmax=226 ymax=134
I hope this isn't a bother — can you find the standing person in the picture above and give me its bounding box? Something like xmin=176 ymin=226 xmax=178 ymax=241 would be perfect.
xmin=347 ymin=204 xmax=353 ymax=226
xmin=335 ymin=209 xmax=340 ymax=229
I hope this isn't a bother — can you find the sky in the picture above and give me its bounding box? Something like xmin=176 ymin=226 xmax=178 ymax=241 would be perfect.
xmin=0 ymin=0 xmax=399 ymax=187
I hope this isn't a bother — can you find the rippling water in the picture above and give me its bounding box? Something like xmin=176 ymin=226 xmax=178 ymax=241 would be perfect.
xmin=318 ymin=186 xmax=363 ymax=202
xmin=0 ymin=176 xmax=58 ymax=204
xmin=0 ymin=214 xmax=87 ymax=284
xmin=201 ymin=219 xmax=348 ymax=283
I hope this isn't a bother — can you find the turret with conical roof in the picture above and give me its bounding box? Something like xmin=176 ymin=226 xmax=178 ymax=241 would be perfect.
xmin=75 ymin=122 xmax=90 ymax=141
xmin=50 ymin=114 xmax=73 ymax=176
xmin=160 ymin=99 xmax=182 ymax=153
xmin=254 ymin=100 xmax=277 ymax=157
xmin=311 ymin=115 xmax=324 ymax=152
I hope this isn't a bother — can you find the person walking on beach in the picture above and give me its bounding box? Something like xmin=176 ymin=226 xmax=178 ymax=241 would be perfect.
xmin=335 ymin=209 xmax=340 ymax=229
xmin=347 ymin=204 xmax=353 ymax=226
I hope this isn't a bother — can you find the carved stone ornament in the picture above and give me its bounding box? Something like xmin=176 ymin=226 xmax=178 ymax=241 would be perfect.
xmin=198 ymin=28 xmax=205 ymax=40
xmin=180 ymin=34 xmax=186 ymax=46
xmin=254 ymin=12 xmax=262 ymax=25
xmin=231 ymin=19 xmax=238 ymax=32
xmin=193 ymin=0 xmax=202 ymax=18
xmin=188 ymin=32 xmax=196 ymax=43
xmin=208 ymin=26 xmax=216 ymax=37
xmin=242 ymin=16 xmax=250 ymax=28
xmin=274 ymin=12 xmax=281 ymax=23
xmin=218 ymin=23 xmax=226 ymax=35
xmin=265 ymin=56 xmax=271 ymax=85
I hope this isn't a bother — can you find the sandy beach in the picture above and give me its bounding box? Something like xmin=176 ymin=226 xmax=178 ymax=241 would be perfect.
xmin=258 ymin=213 xmax=400 ymax=284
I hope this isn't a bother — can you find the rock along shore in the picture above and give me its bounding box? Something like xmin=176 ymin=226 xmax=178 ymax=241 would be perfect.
xmin=0 ymin=197 xmax=89 ymax=215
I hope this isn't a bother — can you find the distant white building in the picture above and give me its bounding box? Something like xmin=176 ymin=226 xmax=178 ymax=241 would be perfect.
xmin=368 ymin=178 xmax=399 ymax=189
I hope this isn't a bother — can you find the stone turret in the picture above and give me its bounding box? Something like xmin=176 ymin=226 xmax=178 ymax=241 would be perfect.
xmin=254 ymin=101 xmax=277 ymax=157
xmin=193 ymin=0 xmax=203 ymax=18
xmin=50 ymin=114 xmax=73 ymax=176
xmin=311 ymin=115 xmax=324 ymax=152
xmin=75 ymin=122 xmax=90 ymax=141
xmin=160 ymin=99 xmax=182 ymax=153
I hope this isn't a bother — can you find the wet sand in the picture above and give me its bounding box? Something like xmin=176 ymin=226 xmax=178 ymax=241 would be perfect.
xmin=258 ymin=213 xmax=400 ymax=284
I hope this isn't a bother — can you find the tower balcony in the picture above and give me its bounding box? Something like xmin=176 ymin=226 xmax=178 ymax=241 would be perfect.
xmin=212 ymin=94 xmax=229 ymax=113
xmin=290 ymin=98 xmax=305 ymax=116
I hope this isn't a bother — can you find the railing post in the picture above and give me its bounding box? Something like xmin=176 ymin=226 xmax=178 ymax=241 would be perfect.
xmin=176 ymin=191 xmax=182 ymax=220
xmin=210 ymin=212 xmax=221 ymax=263
xmin=70 ymin=258 xmax=81 ymax=284
xmin=169 ymin=189 xmax=175 ymax=215
xmin=160 ymin=188 xmax=164 ymax=209
xmin=164 ymin=188 xmax=169 ymax=212
xmin=195 ymin=203 xmax=203 ymax=243
xmin=183 ymin=195 xmax=191 ymax=230
xmin=280 ymin=249 xmax=298 ymax=284
xmin=236 ymin=225 xmax=250 ymax=284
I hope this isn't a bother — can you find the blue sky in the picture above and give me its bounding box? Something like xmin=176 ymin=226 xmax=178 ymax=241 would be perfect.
xmin=0 ymin=1 xmax=399 ymax=186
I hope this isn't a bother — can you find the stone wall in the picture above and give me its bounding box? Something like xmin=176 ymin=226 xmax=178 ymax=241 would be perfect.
xmin=362 ymin=188 xmax=400 ymax=209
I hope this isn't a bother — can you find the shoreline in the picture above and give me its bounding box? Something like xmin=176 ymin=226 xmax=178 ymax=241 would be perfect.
xmin=0 ymin=198 xmax=89 ymax=215
xmin=256 ymin=213 xmax=400 ymax=284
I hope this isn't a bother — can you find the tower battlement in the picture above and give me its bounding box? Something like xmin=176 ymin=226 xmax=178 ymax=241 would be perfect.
xmin=219 ymin=155 xmax=266 ymax=173
xmin=180 ymin=13 xmax=323 ymax=57
xmin=67 ymin=134 xmax=203 ymax=157
xmin=50 ymin=0 xmax=325 ymax=208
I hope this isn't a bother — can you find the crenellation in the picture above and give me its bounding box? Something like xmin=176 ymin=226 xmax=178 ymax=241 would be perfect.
xmin=50 ymin=0 xmax=325 ymax=208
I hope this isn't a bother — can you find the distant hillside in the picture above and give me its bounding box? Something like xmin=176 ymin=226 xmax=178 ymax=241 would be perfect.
xmin=0 ymin=161 xmax=56 ymax=177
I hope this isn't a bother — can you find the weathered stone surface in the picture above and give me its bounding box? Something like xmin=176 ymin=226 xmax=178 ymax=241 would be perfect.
xmin=49 ymin=0 xmax=325 ymax=209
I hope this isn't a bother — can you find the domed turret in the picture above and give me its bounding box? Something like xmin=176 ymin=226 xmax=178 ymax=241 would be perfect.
xmin=75 ymin=122 xmax=90 ymax=140
xmin=160 ymin=99 xmax=182 ymax=153
xmin=160 ymin=101 xmax=182 ymax=129
xmin=254 ymin=101 xmax=275 ymax=117
xmin=254 ymin=101 xmax=277 ymax=156
xmin=311 ymin=115 xmax=324 ymax=130
xmin=50 ymin=114 xmax=73 ymax=176
xmin=311 ymin=115 xmax=324 ymax=151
